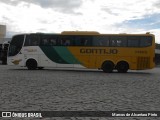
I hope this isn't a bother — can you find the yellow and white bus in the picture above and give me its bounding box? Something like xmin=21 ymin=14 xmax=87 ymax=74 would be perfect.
xmin=7 ymin=31 xmax=155 ymax=73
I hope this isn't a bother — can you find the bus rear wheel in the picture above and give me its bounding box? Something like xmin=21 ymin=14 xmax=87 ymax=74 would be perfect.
xmin=101 ymin=61 xmax=114 ymax=73
xmin=116 ymin=61 xmax=129 ymax=73
xmin=26 ymin=59 xmax=37 ymax=70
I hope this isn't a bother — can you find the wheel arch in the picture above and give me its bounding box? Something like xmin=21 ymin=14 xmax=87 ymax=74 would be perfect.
xmin=25 ymin=58 xmax=38 ymax=67
xmin=25 ymin=58 xmax=39 ymax=70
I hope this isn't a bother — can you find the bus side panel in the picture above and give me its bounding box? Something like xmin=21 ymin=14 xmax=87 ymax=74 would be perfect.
xmin=21 ymin=46 xmax=40 ymax=67
xmin=68 ymin=47 xmax=155 ymax=70
xmin=39 ymin=46 xmax=84 ymax=68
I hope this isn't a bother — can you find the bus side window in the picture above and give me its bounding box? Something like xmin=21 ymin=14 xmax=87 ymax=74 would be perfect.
xmin=24 ymin=35 xmax=40 ymax=46
xmin=41 ymin=35 xmax=53 ymax=46
xmin=128 ymin=36 xmax=140 ymax=47
xmin=56 ymin=37 xmax=61 ymax=46
xmin=110 ymin=36 xmax=118 ymax=46
xmin=73 ymin=36 xmax=92 ymax=46
xmin=110 ymin=36 xmax=127 ymax=47
xmin=31 ymin=35 xmax=40 ymax=46
xmin=42 ymin=39 xmax=49 ymax=45
xmin=74 ymin=36 xmax=80 ymax=46
xmin=81 ymin=39 xmax=88 ymax=46
xmin=117 ymin=38 xmax=127 ymax=47
xmin=56 ymin=36 xmax=74 ymax=46
xmin=33 ymin=40 xmax=39 ymax=46
xmin=50 ymin=39 xmax=57 ymax=45
xmin=140 ymin=36 xmax=152 ymax=47
xmin=80 ymin=36 xmax=92 ymax=46
xmin=80 ymin=39 xmax=85 ymax=46
xmin=93 ymin=36 xmax=109 ymax=46
xmin=48 ymin=35 xmax=57 ymax=46
xmin=111 ymin=40 xmax=117 ymax=46
xmin=62 ymin=38 xmax=70 ymax=46
xmin=24 ymin=35 xmax=31 ymax=46
xmin=63 ymin=40 xmax=70 ymax=46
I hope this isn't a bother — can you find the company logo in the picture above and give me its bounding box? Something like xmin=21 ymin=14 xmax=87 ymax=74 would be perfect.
xmin=2 ymin=112 xmax=11 ymax=117
xmin=11 ymin=59 xmax=22 ymax=65
xmin=80 ymin=48 xmax=118 ymax=54
xmin=1 ymin=112 xmax=42 ymax=118
xmin=24 ymin=49 xmax=37 ymax=52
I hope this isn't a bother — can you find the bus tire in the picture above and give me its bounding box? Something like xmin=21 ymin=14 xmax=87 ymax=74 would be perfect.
xmin=116 ymin=61 xmax=129 ymax=73
xmin=101 ymin=61 xmax=114 ymax=73
xmin=26 ymin=59 xmax=37 ymax=70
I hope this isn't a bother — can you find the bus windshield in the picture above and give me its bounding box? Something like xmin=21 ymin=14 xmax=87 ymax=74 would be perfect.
xmin=8 ymin=35 xmax=24 ymax=56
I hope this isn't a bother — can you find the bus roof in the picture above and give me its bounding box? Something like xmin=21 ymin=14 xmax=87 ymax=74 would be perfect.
xmin=12 ymin=31 xmax=155 ymax=37
xmin=60 ymin=31 xmax=154 ymax=36
xmin=61 ymin=31 xmax=100 ymax=35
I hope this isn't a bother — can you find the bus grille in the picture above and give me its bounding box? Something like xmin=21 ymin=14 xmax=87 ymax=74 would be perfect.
xmin=137 ymin=57 xmax=150 ymax=69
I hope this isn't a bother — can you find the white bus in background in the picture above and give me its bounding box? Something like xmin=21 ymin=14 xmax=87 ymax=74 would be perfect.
xmin=0 ymin=40 xmax=10 ymax=65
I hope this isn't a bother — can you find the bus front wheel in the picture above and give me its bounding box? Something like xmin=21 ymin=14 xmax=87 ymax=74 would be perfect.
xmin=116 ymin=61 xmax=129 ymax=73
xmin=101 ymin=61 xmax=114 ymax=73
xmin=26 ymin=59 xmax=37 ymax=70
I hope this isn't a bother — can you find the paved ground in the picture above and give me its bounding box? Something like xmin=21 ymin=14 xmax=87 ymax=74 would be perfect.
xmin=0 ymin=65 xmax=160 ymax=120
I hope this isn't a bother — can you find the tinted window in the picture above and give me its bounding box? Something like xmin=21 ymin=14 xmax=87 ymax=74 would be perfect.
xmin=57 ymin=36 xmax=74 ymax=46
xmin=93 ymin=36 xmax=109 ymax=46
xmin=24 ymin=34 xmax=40 ymax=46
xmin=8 ymin=35 xmax=24 ymax=56
xmin=40 ymin=35 xmax=58 ymax=46
xmin=74 ymin=36 xmax=92 ymax=46
xmin=110 ymin=36 xmax=127 ymax=47
xmin=140 ymin=36 xmax=152 ymax=47
xmin=128 ymin=36 xmax=140 ymax=47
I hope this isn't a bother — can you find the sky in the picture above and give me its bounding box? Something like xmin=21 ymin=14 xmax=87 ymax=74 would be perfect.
xmin=0 ymin=0 xmax=160 ymax=43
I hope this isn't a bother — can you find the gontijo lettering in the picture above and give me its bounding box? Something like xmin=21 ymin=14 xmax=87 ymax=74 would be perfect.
xmin=80 ymin=48 xmax=118 ymax=54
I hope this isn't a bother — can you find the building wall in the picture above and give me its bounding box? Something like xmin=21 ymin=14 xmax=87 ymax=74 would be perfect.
xmin=0 ymin=25 xmax=6 ymax=44
xmin=0 ymin=25 xmax=11 ymax=43
xmin=0 ymin=25 xmax=6 ymax=38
